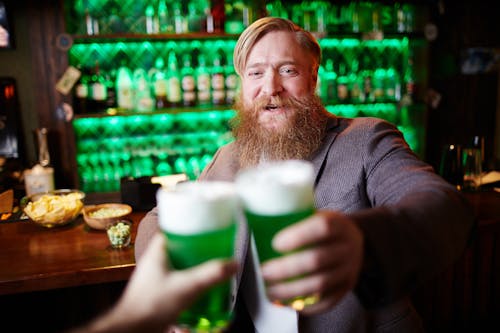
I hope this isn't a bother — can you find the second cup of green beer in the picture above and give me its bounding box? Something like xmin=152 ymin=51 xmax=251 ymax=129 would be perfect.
xmin=157 ymin=181 xmax=239 ymax=332
xmin=235 ymin=159 xmax=318 ymax=310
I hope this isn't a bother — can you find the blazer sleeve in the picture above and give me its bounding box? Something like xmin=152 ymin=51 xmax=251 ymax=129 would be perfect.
xmin=345 ymin=119 xmax=476 ymax=308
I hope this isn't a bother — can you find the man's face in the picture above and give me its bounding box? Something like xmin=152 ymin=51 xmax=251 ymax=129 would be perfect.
xmin=240 ymin=31 xmax=317 ymax=130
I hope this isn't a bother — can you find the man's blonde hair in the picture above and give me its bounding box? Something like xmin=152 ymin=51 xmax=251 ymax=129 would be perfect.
xmin=233 ymin=17 xmax=321 ymax=77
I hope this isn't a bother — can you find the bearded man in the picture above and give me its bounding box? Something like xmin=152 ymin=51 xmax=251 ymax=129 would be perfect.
xmin=135 ymin=17 xmax=474 ymax=333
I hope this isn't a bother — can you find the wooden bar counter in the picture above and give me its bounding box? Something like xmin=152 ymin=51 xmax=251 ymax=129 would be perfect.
xmin=0 ymin=211 xmax=144 ymax=296
xmin=0 ymin=193 xmax=146 ymax=332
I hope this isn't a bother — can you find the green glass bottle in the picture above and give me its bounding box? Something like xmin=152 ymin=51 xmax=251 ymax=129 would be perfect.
xmin=323 ymin=58 xmax=338 ymax=104
xmin=225 ymin=53 xmax=238 ymax=105
xmin=158 ymin=0 xmax=173 ymax=33
xmin=115 ymin=63 xmax=134 ymax=110
xmin=166 ymin=50 xmax=182 ymax=107
xmin=336 ymin=63 xmax=349 ymax=104
xmin=384 ymin=67 xmax=401 ymax=102
xmin=348 ymin=59 xmax=363 ymax=104
xmin=133 ymin=68 xmax=154 ymax=112
xmin=74 ymin=65 xmax=89 ymax=114
xmin=181 ymin=54 xmax=197 ymax=107
xmin=90 ymin=61 xmax=108 ymax=112
xmin=211 ymin=52 xmax=225 ymax=106
xmin=196 ymin=54 xmax=211 ymax=107
xmin=151 ymin=57 xmax=168 ymax=109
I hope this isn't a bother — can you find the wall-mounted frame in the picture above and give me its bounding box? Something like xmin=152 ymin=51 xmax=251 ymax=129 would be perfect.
xmin=0 ymin=1 xmax=13 ymax=49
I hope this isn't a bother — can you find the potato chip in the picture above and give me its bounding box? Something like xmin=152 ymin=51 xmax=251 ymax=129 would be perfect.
xmin=24 ymin=191 xmax=84 ymax=225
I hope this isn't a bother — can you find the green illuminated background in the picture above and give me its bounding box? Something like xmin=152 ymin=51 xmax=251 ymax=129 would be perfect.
xmin=66 ymin=1 xmax=427 ymax=193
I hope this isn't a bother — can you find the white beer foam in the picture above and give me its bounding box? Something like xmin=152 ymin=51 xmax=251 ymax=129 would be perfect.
xmin=157 ymin=181 xmax=239 ymax=235
xmin=235 ymin=160 xmax=315 ymax=215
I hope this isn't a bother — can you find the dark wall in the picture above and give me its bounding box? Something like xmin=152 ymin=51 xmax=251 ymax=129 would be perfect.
xmin=426 ymin=1 xmax=500 ymax=171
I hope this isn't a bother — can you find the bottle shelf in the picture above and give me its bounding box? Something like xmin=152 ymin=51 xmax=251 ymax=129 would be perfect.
xmin=71 ymin=31 xmax=425 ymax=44
xmin=65 ymin=0 xmax=429 ymax=192
xmin=71 ymin=32 xmax=242 ymax=43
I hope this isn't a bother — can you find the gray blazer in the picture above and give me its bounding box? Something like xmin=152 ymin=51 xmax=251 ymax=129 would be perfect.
xmin=135 ymin=116 xmax=474 ymax=332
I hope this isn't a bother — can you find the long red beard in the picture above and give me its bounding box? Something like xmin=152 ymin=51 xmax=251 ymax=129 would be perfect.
xmin=230 ymin=93 xmax=331 ymax=168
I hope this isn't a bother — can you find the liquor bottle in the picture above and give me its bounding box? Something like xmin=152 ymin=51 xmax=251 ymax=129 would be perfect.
xmin=200 ymin=0 xmax=214 ymax=33
xmin=211 ymin=52 xmax=225 ymax=106
xmin=266 ymin=0 xmax=288 ymax=19
xmin=151 ymin=57 xmax=169 ymax=109
xmin=90 ymin=61 xmax=108 ymax=112
xmin=336 ymin=63 xmax=349 ymax=103
xmin=349 ymin=60 xmax=363 ymax=104
xmin=384 ymin=67 xmax=401 ymax=102
xmin=196 ymin=54 xmax=211 ymax=106
xmin=395 ymin=2 xmax=406 ymax=33
xmin=323 ymin=58 xmax=338 ymax=104
xmin=187 ymin=0 xmax=203 ymax=32
xmin=145 ymin=4 xmax=157 ymax=34
xmin=116 ymin=63 xmax=134 ymax=110
xmin=166 ymin=51 xmax=182 ymax=107
xmin=173 ymin=3 xmax=186 ymax=34
xmin=372 ymin=68 xmax=386 ymax=102
xmin=24 ymin=128 xmax=55 ymax=196
xmin=104 ymin=69 xmax=117 ymax=109
xmin=225 ymin=53 xmax=238 ymax=105
xmin=133 ymin=68 xmax=154 ymax=112
xmin=74 ymin=65 xmax=89 ymax=114
xmin=158 ymin=0 xmax=173 ymax=33
xmin=181 ymin=54 xmax=197 ymax=107
xmin=210 ymin=0 xmax=225 ymax=33
xmin=225 ymin=0 xmax=249 ymax=34
xmin=402 ymin=53 xmax=415 ymax=105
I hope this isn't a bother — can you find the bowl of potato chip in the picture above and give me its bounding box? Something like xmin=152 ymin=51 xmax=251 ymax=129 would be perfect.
xmin=22 ymin=189 xmax=85 ymax=228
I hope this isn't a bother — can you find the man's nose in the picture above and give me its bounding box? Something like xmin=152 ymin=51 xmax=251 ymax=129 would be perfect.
xmin=261 ymin=72 xmax=283 ymax=96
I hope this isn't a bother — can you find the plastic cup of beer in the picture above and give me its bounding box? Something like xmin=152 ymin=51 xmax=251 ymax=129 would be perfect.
xmin=157 ymin=181 xmax=239 ymax=332
xmin=235 ymin=159 xmax=318 ymax=310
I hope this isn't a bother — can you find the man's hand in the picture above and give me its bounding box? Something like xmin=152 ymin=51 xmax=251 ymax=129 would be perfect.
xmin=261 ymin=210 xmax=364 ymax=315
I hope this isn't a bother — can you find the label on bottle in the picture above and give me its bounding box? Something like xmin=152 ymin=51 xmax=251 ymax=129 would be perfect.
xmin=154 ymin=79 xmax=168 ymax=97
xmin=56 ymin=66 xmax=81 ymax=95
xmin=168 ymin=77 xmax=181 ymax=103
xmin=117 ymin=86 xmax=134 ymax=109
xmin=182 ymin=76 xmax=195 ymax=92
xmin=197 ymin=74 xmax=210 ymax=92
xmin=75 ymin=83 xmax=88 ymax=99
xmin=212 ymin=89 xmax=225 ymax=105
xmin=182 ymin=75 xmax=196 ymax=105
xmin=225 ymin=73 xmax=238 ymax=90
xmin=337 ymin=83 xmax=348 ymax=101
xmin=24 ymin=165 xmax=55 ymax=197
xmin=198 ymin=90 xmax=210 ymax=105
xmin=212 ymin=73 xmax=225 ymax=90
xmin=92 ymin=82 xmax=107 ymax=101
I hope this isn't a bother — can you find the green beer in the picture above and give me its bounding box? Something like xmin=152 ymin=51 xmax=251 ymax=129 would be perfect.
xmin=244 ymin=208 xmax=314 ymax=263
xmin=235 ymin=160 xmax=318 ymax=310
xmin=157 ymin=181 xmax=239 ymax=332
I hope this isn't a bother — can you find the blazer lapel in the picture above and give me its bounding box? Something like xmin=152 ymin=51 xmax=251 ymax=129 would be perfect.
xmin=310 ymin=116 xmax=340 ymax=187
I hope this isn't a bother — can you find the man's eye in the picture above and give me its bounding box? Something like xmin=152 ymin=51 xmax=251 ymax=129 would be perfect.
xmin=280 ymin=67 xmax=297 ymax=75
xmin=248 ymin=71 xmax=262 ymax=77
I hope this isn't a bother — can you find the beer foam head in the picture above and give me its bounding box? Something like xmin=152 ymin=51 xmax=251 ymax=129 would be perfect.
xmin=157 ymin=181 xmax=239 ymax=234
xmin=235 ymin=160 xmax=315 ymax=215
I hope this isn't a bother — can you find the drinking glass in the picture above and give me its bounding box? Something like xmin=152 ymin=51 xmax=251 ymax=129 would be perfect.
xmin=157 ymin=181 xmax=239 ymax=332
xmin=235 ymin=159 xmax=318 ymax=311
xmin=462 ymin=147 xmax=482 ymax=191
xmin=439 ymin=143 xmax=463 ymax=190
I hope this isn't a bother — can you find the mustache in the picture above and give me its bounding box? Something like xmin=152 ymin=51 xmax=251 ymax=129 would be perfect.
xmin=251 ymin=95 xmax=309 ymax=111
xmin=253 ymin=95 xmax=286 ymax=109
